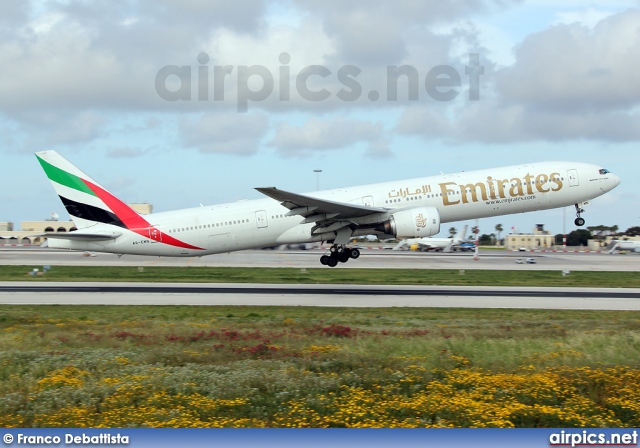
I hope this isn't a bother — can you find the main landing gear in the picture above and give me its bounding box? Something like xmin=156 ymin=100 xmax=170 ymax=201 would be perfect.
xmin=574 ymin=204 xmax=585 ymax=226
xmin=320 ymin=245 xmax=360 ymax=267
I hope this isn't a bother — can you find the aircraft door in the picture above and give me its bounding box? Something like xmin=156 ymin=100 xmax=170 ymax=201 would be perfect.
xmin=362 ymin=196 xmax=374 ymax=207
xmin=567 ymin=169 xmax=579 ymax=187
xmin=255 ymin=210 xmax=268 ymax=228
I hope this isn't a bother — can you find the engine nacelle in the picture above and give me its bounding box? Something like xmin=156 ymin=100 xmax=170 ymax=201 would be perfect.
xmin=376 ymin=207 xmax=441 ymax=239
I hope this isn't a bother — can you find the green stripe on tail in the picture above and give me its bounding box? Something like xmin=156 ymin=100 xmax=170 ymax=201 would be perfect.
xmin=36 ymin=155 xmax=96 ymax=196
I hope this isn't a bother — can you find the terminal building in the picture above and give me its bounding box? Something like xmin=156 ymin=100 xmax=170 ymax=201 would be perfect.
xmin=505 ymin=224 xmax=556 ymax=251
xmin=504 ymin=224 xmax=634 ymax=251
xmin=0 ymin=203 xmax=152 ymax=246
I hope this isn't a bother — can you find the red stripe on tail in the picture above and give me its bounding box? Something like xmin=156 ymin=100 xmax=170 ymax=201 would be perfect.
xmin=83 ymin=179 xmax=204 ymax=251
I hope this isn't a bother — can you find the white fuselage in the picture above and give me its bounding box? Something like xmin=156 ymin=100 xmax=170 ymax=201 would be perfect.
xmin=608 ymin=241 xmax=640 ymax=253
xmin=49 ymin=161 xmax=620 ymax=256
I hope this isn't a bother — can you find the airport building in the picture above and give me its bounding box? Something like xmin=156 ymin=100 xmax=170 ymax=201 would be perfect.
xmin=505 ymin=224 xmax=557 ymax=251
xmin=504 ymin=224 xmax=639 ymax=251
xmin=0 ymin=203 xmax=153 ymax=246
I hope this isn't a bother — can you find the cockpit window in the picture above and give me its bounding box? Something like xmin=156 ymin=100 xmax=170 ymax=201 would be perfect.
xmin=599 ymin=169 xmax=611 ymax=174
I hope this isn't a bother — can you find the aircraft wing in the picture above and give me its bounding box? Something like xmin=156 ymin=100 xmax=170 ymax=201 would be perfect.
xmin=255 ymin=187 xmax=387 ymax=219
xmin=40 ymin=232 xmax=121 ymax=241
xmin=255 ymin=187 xmax=390 ymax=243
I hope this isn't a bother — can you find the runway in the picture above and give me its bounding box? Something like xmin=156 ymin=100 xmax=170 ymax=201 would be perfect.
xmin=2 ymin=247 xmax=640 ymax=271
xmin=1 ymin=282 xmax=639 ymax=310
xmin=2 ymin=247 xmax=638 ymax=310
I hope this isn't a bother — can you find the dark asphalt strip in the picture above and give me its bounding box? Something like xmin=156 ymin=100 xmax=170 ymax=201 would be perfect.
xmin=0 ymin=285 xmax=638 ymax=299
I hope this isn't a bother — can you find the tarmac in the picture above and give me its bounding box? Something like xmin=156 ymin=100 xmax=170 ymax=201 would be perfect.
xmin=1 ymin=246 xmax=639 ymax=271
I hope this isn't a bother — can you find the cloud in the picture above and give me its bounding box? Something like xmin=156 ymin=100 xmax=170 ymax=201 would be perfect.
xmin=398 ymin=9 xmax=640 ymax=145
xmin=552 ymin=7 xmax=618 ymax=28
xmin=498 ymin=9 xmax=640 ymax=112
xmin=47 ymin=111 xmax=107 ymax=146
xmin=180 ymin=112 xmax=269 ymax=155
xmin=9 ymin=111 xmax=107 ymax=153
xmin=0 ymin=0 xmax=268 ymax=119
xmin=399 ymin=98 xmax=640 ymax=145
xmin=0 ymin=1 xmax=28 ymax=26
xmin=4 ymin=0 xmax=637 ymax=156
xmin=0 ymin=0 xmax=501 ymax=123
xmin=106 ymin=147 xmax=151 ymax=158
xmin=270 ymin=117 xmax=391 ymax=157
xmin=296 ymin=0 xmax=520 ymax=66
xmin=396 ymin=106 xmax=454 ymax=140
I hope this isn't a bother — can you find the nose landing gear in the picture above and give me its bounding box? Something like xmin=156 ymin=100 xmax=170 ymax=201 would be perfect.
xmin=574 ymin=203 xmax=585 ymax=226
xmin=319 ymin=245 xmax=361 ymax=267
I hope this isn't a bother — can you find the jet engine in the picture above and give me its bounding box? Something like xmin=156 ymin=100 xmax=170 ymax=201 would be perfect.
xmin=375 ymin=207 xmax=441 ymax=239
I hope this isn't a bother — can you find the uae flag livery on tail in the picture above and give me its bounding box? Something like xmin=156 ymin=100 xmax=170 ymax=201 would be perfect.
xmin=35 ymin=151 xmax=203 ymax=250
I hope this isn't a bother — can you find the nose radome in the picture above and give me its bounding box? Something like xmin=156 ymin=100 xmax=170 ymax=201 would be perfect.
xmin=612 ymin=174 xmax=621 ymax=188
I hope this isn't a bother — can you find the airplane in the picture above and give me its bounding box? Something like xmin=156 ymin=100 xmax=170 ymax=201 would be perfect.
xmin=606 ymin=240 xmax=640 ymax=254
xmin=393 ymin=225 xmax=468 ymax=252
xmin=35 ymin=151 xmax=620 ymax=267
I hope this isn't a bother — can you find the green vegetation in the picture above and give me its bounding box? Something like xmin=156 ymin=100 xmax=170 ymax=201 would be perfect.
xmin=0 ymin=306 xmax=639 ymax=427
xmin=554 ymin=229 xmax=593 ymax=246
xmin=1 ymin=265 xmax=639 ymax=287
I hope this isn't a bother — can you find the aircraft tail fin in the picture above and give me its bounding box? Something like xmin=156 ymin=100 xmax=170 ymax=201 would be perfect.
xmin=35 ymin=150 xmax=147 ymax=230
xmin=456 ymin=225 xmax=468 ymax=241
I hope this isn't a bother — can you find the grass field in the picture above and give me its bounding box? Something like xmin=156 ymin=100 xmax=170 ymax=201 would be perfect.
xmin=1 ymin=305 xmax=639 ymax=427
xmin=2 ymin=265 xmax=640 ymax=287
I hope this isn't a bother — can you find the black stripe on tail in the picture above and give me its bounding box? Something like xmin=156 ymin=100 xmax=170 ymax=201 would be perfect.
xmin=60 ymin=196 xmax=126 ymax=228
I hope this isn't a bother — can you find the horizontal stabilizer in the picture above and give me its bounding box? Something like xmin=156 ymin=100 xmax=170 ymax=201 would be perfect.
xmin=40 ymin=232 xmax=121 ymax=241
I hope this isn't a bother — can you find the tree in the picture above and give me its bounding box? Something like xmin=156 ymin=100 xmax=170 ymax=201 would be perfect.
xmin=586 ymin=225 xmax=623 ymax=246
xmin=479 ymin=233 xmax=496 ymax=246
xmin=588 ymin=225 xmax=611 ymax=247
xmin=625 ymin=226 xmax=640 ymax=237
xmin=566 ymin=229 xmax=592 ymax=246
xmin=495 ymin=224 xmax=503 ymax=244
xmin=448 ymin=227 xmax=457 ymax=238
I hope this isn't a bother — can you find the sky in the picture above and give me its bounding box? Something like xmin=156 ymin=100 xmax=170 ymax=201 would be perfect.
xmin=1 ymin=0 xmax=639 ymax=237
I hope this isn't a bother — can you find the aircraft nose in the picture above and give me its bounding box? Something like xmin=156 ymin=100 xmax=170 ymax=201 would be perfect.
xmin=612 ymin=174 xmax=621 ymax=188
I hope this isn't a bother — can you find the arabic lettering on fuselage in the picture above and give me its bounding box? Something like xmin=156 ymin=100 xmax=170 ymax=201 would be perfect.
xmin=387 ymin=185 xmax=432 ymax=198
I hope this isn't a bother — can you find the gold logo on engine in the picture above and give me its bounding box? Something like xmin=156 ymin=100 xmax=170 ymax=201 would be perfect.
xmin=415 ymin=213 xmax=427 ymax=228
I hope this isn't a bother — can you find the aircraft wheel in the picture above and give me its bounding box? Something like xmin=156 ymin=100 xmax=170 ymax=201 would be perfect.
xmin=327 ymin=257 xmax=338 ymax=267
xmin=575 ymin=217 xmax=585 ymax=226
xmin=338 ymin=251 xmax=350 ymax=263
xmin=320 ymin=255 xmax=330 ymax=265
xmin=350 ymin=248 xmax=360 ymax=259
